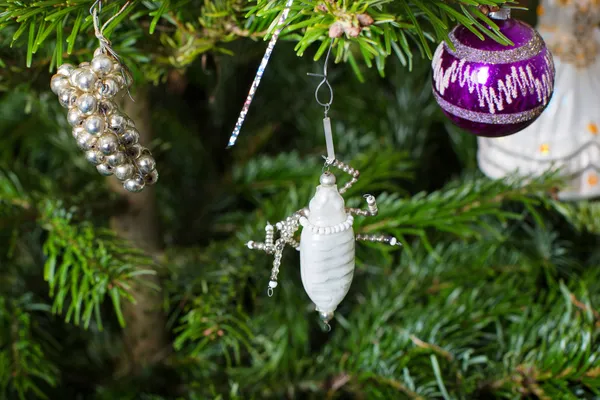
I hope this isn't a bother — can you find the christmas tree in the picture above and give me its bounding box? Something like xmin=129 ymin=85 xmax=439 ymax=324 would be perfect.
xmin=1 ymin=0 xmax=599 ymax=398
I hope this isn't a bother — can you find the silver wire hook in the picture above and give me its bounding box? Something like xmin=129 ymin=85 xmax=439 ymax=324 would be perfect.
xmin=267 ymin=287 xmax=274 ymax=297
xmin=321 ymin=154 xmax=333 ymax=173
xmin=307 ymin=39 xmax=334 ymax=116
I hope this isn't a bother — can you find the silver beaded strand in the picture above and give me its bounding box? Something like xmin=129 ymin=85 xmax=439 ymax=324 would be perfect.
xmin=50 ymin=0 xmax=158 ymax=193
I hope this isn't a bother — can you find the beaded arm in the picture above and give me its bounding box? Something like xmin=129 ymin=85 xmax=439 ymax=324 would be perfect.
xmin=247 ymin=209 xmax=307 ymax=296
xmin=331 ymin=159 xmax=401 ymax=247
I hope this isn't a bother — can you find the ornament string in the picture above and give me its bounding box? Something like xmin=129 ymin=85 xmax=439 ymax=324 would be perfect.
xmin=226 ymin=0 xmax=295 ymax=148
xmin=308 ymin=39 xmax=336 ymax=164
xmin=90 ymin=0 xmax=134 ymax=101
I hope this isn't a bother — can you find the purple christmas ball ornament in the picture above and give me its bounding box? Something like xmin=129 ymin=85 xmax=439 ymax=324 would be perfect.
xmin=432 ymin=9 xmax=555 ymax=137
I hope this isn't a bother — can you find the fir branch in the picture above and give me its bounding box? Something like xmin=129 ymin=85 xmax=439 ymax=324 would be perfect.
xmin=0 ymin=297 xmax=58 ymax=400
xmin=39 ymin=199 xmax=157 ymax=329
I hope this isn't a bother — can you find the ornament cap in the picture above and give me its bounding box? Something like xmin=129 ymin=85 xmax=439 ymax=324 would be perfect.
xmin=489 ymin=7 xmax=511 ymax=20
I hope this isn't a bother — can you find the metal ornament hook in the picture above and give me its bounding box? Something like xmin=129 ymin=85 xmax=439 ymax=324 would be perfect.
xmin=307 ymin=39 xmax=335 ymax=117
xmin=89 ymin=0 xmax=135 ymax=102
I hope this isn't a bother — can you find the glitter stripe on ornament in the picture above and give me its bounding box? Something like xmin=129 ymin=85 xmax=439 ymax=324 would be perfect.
xmin=433 ymin=91 xmax=546 ymax=125
xmin=227 ymin=0 xmax=294 ymax=148
xmin=448 ymin=30 xmax=545 ymax=64
xmin=432 ymin=45 xmax=554 ymax=114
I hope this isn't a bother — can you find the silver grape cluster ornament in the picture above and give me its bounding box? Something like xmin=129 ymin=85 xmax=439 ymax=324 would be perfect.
xmin=49 ymin=1 xmax=158 ymax=193
xmin=247 ymin=159 xmax=401 ymax=328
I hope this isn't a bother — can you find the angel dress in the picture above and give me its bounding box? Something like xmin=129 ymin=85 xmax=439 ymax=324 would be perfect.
xmin=477 ymin=0 xmax=600 ymax=200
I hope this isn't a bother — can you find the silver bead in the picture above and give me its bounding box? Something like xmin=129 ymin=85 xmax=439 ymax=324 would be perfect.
xmin=76 ymin=131 xmax=98 ymax=151
xmin=56 ymin=63 xmax=75 ymax=77
xmin=268 ymin=280 xmax=278 ymax=288
xmin=72 ymin=126 xmax=85 ymax=139
xmin=84 ymin=115 xmax=105 ymax=135
xmin=58 ymin=88 xmax=78 ymax=108
xmin=96 ymin=163 xmax=114 ymax=176
xmin=98 ymin=101 xmax=116 ymax=115
xmin=318 ymin=310 xmax=334 ymax=323
xmin=85 ymin=150 xmax=105 ymax=165
xmin=125 ymin=144 xmax=142 ymax=159
xmin=108 ymin=114 xmax=127 ymax=133
xmin=114 ymin=163 xmax=135 ymax=180
xmin=69 ymin=68 xmax=84 ymax=87
xmin=106 ymin=151 xmax=126 ymax=167
xmin=136 ymin=154 xmax=156 ymax=174
xmin=108 ymin=73 xmax=126 ymax=88
xmin=93 ymin=48 xmax=105 ymax=57
xmin=144 ymin=170 xmax=159 ymax=185
xmin=91 ymin=55 xmax=114 ymax=77
xmin=76 ymin=93 xmax=98 ymax=115
xmin=78 ymin=61 xmax=90 ymax=68
xmin=67 ymin=108 xmax=84 ymax=126
xmin=50 ymin=75 xmax=70 ymax=95
xmin=320 ymin=172 xmax=336 ymax=186
xmin=123 ymin=176 xmax=145 ymax=193
xmin=75 ymin=69 xmax=98 ymax=92
xmin=119 ymin=128 xmax=139 ymax=146
xmin=98 ymin=133 xmax=119 ymax=155
xmin=98 ymin=78 xmax=119 ymax=98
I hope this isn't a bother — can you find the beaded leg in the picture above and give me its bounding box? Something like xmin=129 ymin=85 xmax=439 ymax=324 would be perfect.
xmin=265 ymin=208 xmax=308 ymax=296
xmin=356 ymin=233 xmax=401 ymax=247
xmin=330 ymin=159 xmax=359 ymax=194
xmin=347 ymin=194 xmax=378 ymax=217
xmin=247 ymin=222 xmax=275 ymax=254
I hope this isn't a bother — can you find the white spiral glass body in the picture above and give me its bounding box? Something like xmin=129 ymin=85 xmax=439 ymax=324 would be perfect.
xmin=299 ymin=183 xmax=355 ymax=314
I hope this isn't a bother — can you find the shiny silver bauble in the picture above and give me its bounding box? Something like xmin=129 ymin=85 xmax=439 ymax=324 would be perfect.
xmin=84 ymin=115 xmax=105 ymax=135
xmin=123 ymin=176 xmax=145 ymax=193
xmin=56 ymin=63 xmax=75 ymax=77
xmin=119 ymin=128 xmax=139 ymax=146
xmin=98 ymin=133 xmax=119 ymax=155
xmin=114 ymin=163 xmax=135 ymax=180
xmin=85 ymin=150 xmax=105 ymax=165
xmin=74 ymin=69 xmax=98 ymax=92
xmin=67 ymin=108 xmax=85 ymax=126
xmin=76 ymin=93 xmax=98 ymax=115
xmin=76 ymin=131 xmax=98 ymax=151
xmin=136 ymin=154 xmax=156 ymax=174
xmin=108 ymin=113 xmax=127 ymax=133
xmin=96 ymin=163 xmax=114 ymax=176
xmin=144 ymin=170 xmax=159 ymax=185
xmin=125 ymin=144 xmax=143 ymax=159
xmin=98 ymin=78 xmax=120 ymax=98
xmin=106 ymin=151 xmax=126 ymax=167
xmin=91 ymin=55 xmax=114 ymax=77
xmin=50 ymin=75 xmax=70 ymax=95
xmin=58 ymin=88 xmax=78 ymax=108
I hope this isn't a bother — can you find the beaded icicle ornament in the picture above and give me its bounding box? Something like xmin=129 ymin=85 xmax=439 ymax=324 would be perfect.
xmin=50 ymin=1 xmax=158 ymax=193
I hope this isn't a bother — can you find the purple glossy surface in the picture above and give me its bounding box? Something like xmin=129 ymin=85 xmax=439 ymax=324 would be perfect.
xmin=453 ymin=19 xmax=534 ymax=51
xmin=434 ymin=47 xmax=553 ymax=115
xmin=432 ymin=18 xmax=555 ymax=137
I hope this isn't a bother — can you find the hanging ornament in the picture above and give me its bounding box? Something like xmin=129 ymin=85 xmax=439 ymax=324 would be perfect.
xmin=50 ymin=1 xmax=158 ymax=193
xmin=432 ymin=7 xmax=556 ymax=137
xmin=478 ymin=0 xmax=600 ymax=200
xmin=245 ymin=42 xmax=401 ymax=329
xmin=227 ymin=0 xmax=294 ymax=148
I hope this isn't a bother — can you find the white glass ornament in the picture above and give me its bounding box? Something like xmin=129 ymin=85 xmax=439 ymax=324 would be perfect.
xmin=477 ymin=0 xmax=600 ymax=200
xmin=246 ymin=160 xmax=401 ymax=327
